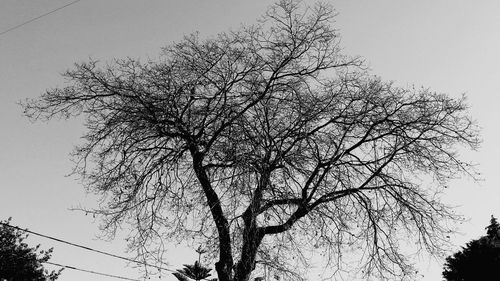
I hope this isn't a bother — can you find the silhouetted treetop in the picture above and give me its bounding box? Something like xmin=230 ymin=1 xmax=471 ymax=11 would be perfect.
xmin=0 ymin=218 xmax=62 ymax=281
xmin=443 ymin=215 xmax=500 ymax=281
xmin=173 ymin=260 xmax=214 ymax=281
xmin=486 ymin=215 xmax=500 ymax=240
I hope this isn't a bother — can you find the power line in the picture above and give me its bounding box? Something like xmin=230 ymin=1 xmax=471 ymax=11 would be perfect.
xmin=0 ymin=222 xmax=175 ymax=273
xmin=0 ymin=0 xmax=81 ymax=37
xmin=44 ymin=261 xmax=140 ymax=281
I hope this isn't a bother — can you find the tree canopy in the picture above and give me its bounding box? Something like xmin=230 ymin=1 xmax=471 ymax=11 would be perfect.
xmin=0 ymin=218 xmax=61 ymax=281
xmin=23 ymin=1 xmax=480 ymax=280
xmin=442 ymin=216 xmax=500 ymax=281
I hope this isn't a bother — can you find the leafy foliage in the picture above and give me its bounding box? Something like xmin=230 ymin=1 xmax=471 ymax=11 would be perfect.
xmin=486 ymin=215 xmax=500 ymax=239
xmin=0 ymin=218 xmax=62 ymax=281
xmin=173 ymin=260 xmax=214 ymax=281
xmin=442 ymin=216 xmax=500 ymax=281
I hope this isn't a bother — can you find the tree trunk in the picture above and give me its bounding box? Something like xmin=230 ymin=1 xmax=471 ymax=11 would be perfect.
xmin=234 ymin=229 xmax=264 ymax=281
xmin=215 ymin=259 xmax=234 ymax=281
xmin=191 ymin=149 xmax=235 ymax=281
xmin=232 ymin=170 xmax=269 ymax=281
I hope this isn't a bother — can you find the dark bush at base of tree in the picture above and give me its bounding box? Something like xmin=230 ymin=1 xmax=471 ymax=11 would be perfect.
xmin=0 ymin=218 xmax=62 ymax=281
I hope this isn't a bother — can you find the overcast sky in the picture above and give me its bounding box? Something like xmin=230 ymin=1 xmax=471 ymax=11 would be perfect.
xmin=1 ymin=1 xmax=500 ymax=280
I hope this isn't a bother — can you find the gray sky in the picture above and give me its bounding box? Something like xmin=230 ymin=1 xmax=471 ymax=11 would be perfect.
xmin=1 ymin=0 xmax=499 ymax=280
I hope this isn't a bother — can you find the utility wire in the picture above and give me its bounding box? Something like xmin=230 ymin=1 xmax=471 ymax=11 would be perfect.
xmin=44 ymin=261 xmax=140 ymax=281
xmin=0 ymin=0 xmax=81 ymax=37
xmin=0 ymin=222 xmax=175 ymax=273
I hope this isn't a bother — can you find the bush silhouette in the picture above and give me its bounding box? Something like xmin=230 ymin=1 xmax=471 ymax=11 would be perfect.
xmin=442 ymin=216 xmax=500 ymax=281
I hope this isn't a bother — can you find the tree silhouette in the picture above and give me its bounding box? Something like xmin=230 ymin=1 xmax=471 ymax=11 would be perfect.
xmin=0 ymin=218 xmax=62 ymax=281
xmin=173 ymin=247 xmax=216 ymax=281
xmin=442 ymin=216 xmax=500 ymax=281
xmin=23 ymin=0 xmax=480 ymax=280
xmin=173 ymin=260 xmax=214 ymax=281
xmin=486 ymin=215 xmax=500 ymax=239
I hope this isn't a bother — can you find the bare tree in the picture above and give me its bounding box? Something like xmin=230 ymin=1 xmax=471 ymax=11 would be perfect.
xmin=23 ymin=1 xmax=480 ymax=280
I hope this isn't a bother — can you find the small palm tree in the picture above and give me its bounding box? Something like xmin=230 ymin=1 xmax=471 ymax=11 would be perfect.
xmin=173 ymin=246 xmax=216 ymax=281
xmin=174 ymin=260 xmax=213 ymax=281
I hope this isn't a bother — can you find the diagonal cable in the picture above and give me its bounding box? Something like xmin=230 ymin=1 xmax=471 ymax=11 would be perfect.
xmin=0 ymin=222 xmax=175 ymax=273
xmin=0 ymin=0 xmax=81 ymax=36
xmin=44 ymin=261 xmax=140 ymax=281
